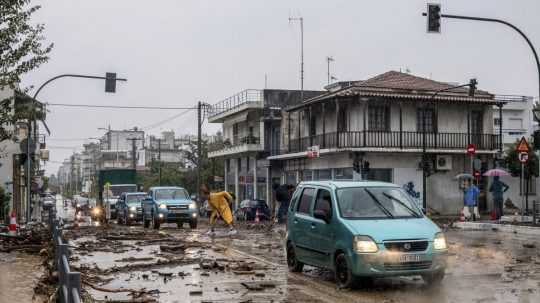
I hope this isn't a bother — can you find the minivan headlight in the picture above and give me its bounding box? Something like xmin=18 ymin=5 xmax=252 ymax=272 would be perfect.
xmin=159 ymin=204 xmax=167 ymax=209
xmin=188 ymin=202 xmax=197 ymax=209
xmin=433 ymin=232 xmax=447 ymax=250
xmin=129 ymin=206 xmax=137 ymax=211
xmin=353 ymin=236 xmax=378 ymax=253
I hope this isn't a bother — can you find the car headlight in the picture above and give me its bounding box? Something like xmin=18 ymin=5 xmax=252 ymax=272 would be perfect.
xmin=433 ymin=232 xmax=447 ymax=250
xmin=76 ymin=204 xmax=81 ymax=208
xmin=188 ymin=202 xmax=197 ymax=209
xmin=353 ymin=236 xmax=378 ymax=253
xmin=159 ymin=204 xmax=167 ymax=209
xmin=92 ymin=208 xmax=101 ymax=215
xmin=130 ymin=206 xmax=136 ymax=211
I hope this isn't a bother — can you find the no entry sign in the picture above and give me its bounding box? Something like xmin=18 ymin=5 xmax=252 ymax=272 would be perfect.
xmin=466 ymin=144 xmax=476 ymax=155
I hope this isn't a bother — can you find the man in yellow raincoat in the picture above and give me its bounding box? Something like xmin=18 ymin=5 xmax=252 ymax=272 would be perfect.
xmin=200 ymin=184 xmax=237 ymax=236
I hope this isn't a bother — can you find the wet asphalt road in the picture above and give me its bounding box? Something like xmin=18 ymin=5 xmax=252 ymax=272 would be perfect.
xmin=60 ymin=200 xmax=540 ymax=303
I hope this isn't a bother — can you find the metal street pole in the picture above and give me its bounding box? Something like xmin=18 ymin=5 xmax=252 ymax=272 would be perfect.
xmin=197 ymin=101 xmax=202 ymax=196
xmin=26 ymin=73 xmax=126 ymax=223
xmin=289 ymin=17 xmax=304 ymax=101
xmin=422 ymin=81 xmax=476 ymax=209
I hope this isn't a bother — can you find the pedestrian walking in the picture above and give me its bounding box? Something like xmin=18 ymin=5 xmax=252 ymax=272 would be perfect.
xmin=463 ymin=180 xmax=480 ymax=221
xmin=200 ymin=184 xmax=237 ymax=236
xmin=276 ymin=184 xmax=294 ymax=224
xmin=489 ymin=176 xmax=509 ymax=220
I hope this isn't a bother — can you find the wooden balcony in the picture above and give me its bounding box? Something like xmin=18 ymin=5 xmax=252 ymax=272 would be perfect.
xmin=277 ymin=131 xmax=501 ymax=155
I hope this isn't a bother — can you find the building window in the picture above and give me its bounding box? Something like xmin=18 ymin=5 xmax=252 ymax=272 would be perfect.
xmin=508 ymin=118 xmax=523 ymax=130
xmin=301 ymin=170 xmax=313 ymax=181
xmin=334 ymin=167 xmax=353 ymax=180
xmin=226 ymin=159 xmax=230 ymax=172
xmin=314 ymin=169 xmax=332 ymax=181
xmin=368 ymin=105 xmax=390 ymax=131
xmin=366 ymin=168 xmax=393 ymax=183
xmin=417 ymin=108 xmax=437 ymax=133
xmin=494 ymin=118 xmax=501 ymax=126
xmin=246 ymin=157 xmax=250 ymax=172
xmin=310 ymin=111 xmax=317 ymax=136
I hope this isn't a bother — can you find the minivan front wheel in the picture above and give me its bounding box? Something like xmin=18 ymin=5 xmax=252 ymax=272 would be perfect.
xmin=286 ymin=242 xmax=304 ymax=272
xmin=335 ymin=253 xmax=357 ymax=289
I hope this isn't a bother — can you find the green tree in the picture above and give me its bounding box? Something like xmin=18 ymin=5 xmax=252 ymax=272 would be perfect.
xmin=1 ymin=0 xmax=53 ymax=142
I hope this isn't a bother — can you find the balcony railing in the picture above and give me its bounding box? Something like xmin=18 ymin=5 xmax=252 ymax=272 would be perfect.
xmin=208 ymin=136 xmax=261 ymax=155
xmin=207 ymin=89 xmax=263 ymax=118
xmin=280 ymin=131 xmax=500 ymax=154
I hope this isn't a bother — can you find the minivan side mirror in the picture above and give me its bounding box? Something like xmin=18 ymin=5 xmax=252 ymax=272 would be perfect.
xmin=314 ymin=209 xmax=331 ymax=223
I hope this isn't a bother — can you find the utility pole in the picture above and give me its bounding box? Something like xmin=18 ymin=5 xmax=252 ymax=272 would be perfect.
xmin=127 ymin=138 xmax=143 ymax=170
xmin=289 ymin=16 xmax=304 ymax=101
xmin=197 ymin=101 xmax=203 ymax=197
xmin=157 ymin=138 xmax=162 ymax=186
xmin=326 ymin=56 xmax=334 ymax=85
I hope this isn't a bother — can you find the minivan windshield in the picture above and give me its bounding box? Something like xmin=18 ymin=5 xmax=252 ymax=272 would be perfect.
xmin=155 ymin=188 xmax=189 ymax=200
xmin=336 ymin=187 xmax=422 ymax=219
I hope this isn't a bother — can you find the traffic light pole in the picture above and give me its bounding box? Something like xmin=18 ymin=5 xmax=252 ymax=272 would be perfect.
xmin=422 ymin=81 xmax=477 ymax=210
xmin=437 ymin=13 xmax=540 ymax=112
xmin=27 ymin=74 xmax=127 ymax=223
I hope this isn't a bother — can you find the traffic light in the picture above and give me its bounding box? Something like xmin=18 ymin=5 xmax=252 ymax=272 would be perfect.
xmin=105 ymin=72 xmax=117 ymax=93
xmin=468 ymin=78 xmax=477 ymax=97
xmin=534 ymin=130 xmax=540 ymax=151
xmin=427 ymin=3 xmax=441 ymax=33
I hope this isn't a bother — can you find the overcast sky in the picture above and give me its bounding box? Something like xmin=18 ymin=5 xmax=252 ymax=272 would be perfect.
xmin=22 ymin=0 xmax=540 ymax=175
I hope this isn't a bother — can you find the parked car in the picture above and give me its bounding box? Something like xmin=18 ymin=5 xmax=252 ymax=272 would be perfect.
xmin=141 ymin=186 xmax=198 ymax=229
xmin=116 ymin=192 xmax=147 ymax=225
xmin=286 ymin=181 xmax=447 ymax=289
xmin=235 ymin=199 xmax=271 ymax=221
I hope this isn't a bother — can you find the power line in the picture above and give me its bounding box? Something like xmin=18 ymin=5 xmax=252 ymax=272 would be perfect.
xmin=46 ymin=103 xmax=197 ymax=110
xmin=142 ymin=108 xmax=194 ymax=131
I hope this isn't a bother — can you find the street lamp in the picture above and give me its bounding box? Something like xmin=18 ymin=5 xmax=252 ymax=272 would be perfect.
xmin=25 ymin=73 xmax=127 ymax=222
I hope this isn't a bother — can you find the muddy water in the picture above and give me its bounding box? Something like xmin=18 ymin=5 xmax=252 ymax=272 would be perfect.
xmin=0 ymin=252 xmax=43 ymax=303
xmin=69 ymin=217 xmax=540 ymax=303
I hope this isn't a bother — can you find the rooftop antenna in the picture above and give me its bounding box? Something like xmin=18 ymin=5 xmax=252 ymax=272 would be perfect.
xmin=289 ymin=15 xmax=304 ymax=101
xmin=326 ymin=56 xmax=335 ymax=85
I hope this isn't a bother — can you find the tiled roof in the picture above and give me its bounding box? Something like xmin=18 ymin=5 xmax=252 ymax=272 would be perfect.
xmin=356 ymin=71 xmax=490 ymax=96
xmin=286 ymin=71 xmax=498 ymax=111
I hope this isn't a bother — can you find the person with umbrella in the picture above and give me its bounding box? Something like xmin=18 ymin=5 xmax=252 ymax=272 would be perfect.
xmin=486 ymin=169 xmax=510 ymax=220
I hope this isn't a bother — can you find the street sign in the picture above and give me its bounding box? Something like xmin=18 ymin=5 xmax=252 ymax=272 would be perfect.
xmin=519 ymin=152 xmax=529 ymax=163
xmin=307 ymin=146 xmax=320 ymax=158
xmin=516 ymin=137 xmax=530 ymax=153
xmin=467 ymin=144 xmax=476 ymax=155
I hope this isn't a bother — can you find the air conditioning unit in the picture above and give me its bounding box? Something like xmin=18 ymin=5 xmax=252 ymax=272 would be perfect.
xmin=436 ymin=155 xmax=452 ymax=171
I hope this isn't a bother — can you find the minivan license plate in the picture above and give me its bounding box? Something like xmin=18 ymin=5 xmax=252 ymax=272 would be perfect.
xmin=399 ymin=254 xmax=421 ymax=262
xmin=171 ymin=210 xmax=183 ymax=214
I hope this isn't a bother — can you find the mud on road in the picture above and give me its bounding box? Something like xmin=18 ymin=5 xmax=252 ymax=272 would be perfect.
xmin=66 ymin=219 xmax=540 ymax=303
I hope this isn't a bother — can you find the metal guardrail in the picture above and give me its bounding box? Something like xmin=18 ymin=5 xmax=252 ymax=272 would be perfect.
xmin=48 ymin=207 xmax=82 ymax=303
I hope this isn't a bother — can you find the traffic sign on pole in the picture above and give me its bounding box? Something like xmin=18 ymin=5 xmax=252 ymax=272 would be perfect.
xmin=516 ymin=137 xmax=530 ymax=153
xmin=519 ymin=152 xmax=529 ymax=163
xmin=467 ymin=144 xmax=476 ymax=155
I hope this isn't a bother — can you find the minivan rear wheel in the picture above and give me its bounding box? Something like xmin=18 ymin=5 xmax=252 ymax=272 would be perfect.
xmin=335 ymin=253 xmax=357 ymax=289
xmin=286 ymin=242 xmax=304 ymax=272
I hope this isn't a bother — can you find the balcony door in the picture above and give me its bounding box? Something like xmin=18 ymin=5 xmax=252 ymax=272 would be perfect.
xmin=470 ymin=110 xmax=483 ymax=148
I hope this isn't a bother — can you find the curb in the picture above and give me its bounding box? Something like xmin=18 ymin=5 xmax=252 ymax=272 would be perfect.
xmin=453 ymin=221 xmax=540 ymax=236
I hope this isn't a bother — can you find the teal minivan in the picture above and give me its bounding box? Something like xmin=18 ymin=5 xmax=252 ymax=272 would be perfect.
xmin=286 ymin=181 xmax=447 ymax=288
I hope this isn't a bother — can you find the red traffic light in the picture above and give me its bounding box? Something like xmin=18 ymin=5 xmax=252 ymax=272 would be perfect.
xmin=467 ymin=144 xmax=476 ymax=155
xmin=473 ymin=171 xmax=481 ymax=178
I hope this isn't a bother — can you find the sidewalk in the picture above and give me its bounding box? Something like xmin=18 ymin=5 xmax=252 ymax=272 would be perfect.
xmin=453 ymin=220 xmax=540 ymax=236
